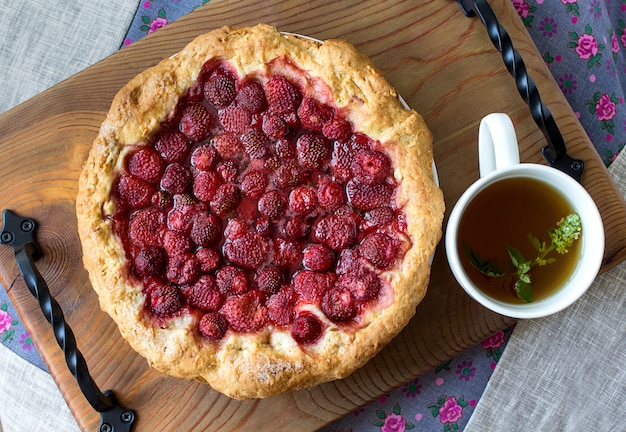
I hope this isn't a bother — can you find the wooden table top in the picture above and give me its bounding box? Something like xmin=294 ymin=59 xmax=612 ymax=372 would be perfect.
xmin=0 ymin=0 xmax=624 ymax=430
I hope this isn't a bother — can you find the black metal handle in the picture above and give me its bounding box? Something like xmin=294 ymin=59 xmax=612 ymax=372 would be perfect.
xmin=457 ymin=0 xmax=584 ymax=182
xmin=1 ymin=209 xmax=135 ymax=432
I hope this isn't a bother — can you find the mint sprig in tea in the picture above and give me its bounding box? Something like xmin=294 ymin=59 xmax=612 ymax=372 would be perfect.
xmin=457 ymin=177 xmax=583 ymax=304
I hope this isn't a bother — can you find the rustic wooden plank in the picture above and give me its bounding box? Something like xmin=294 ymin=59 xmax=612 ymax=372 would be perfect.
xmin=0 ymin=0 xmax=623 ymax=431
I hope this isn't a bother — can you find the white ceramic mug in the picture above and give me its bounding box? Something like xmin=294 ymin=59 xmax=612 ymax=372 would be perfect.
xmin=445 ymin=113 xmax=604 ymax=318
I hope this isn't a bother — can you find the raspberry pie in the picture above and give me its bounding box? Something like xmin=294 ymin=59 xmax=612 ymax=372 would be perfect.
xmin=76 ymin=24 xmax=444 ymax=399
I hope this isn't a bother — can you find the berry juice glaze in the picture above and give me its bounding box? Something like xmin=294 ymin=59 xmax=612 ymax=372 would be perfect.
xmin=110 ymin=58 xmax=411 ymax=346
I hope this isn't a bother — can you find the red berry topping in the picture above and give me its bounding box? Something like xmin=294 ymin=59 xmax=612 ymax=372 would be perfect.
xmin=128 ymin=148 xmax=165 ymax=184
xmin=191 ymin=144 xmax=219 ymax=171
xmin=321 ymin=288 xmax=356 ymax=322
xmin=361 ymin=207 xmax=395 ymax=232
xmin=160 ymin=163 xmax=192 ymax=195
xmin=293 ymin=270 xmax=332 ymax=302
xmin=274 ymin=160 xmax=308 ymax=188
xmin=255 ymin=265 xmax=283 ymax=294
xmin=155 ymin=130 xmax=190 ymax=163
xmin=291 ymin=313 xmax=323 ymax=344
xmin=283 ymin=217 xmax=310 ymax=240
xmin=193 ymin=170 xmax=222 ymax=202
xmin=210 ymin=183 xmax=241 ymax=216
xmin=262 ymin=113 xmax=288 ymax=138
xmin=117 ymin=174 xmax=154 ymax=209
xmin=218 ymin=106 xmax=252 ymax=134
xmin=288 ymin=186 xmax=317 ymax=216
xmin=265 ymin=75 xmax=301 ymax=116
xmin=166 ymin=196 xmax=202 ymax=233
xmin=179 ymin=102 xmax=214 ymax=141
xmin=237 ymin=81 xmax=266 ymax=113
xmin=313 ymin=214 xmax=357 ymax=251
xmin=216 ymin=160 xmax=239 ymax=183
xmin=336 ymin=267 xmax=380 ymax=302
xmin=258 ymin=190 xmax=287 ymax=219
xmin=220 ymin=291 xmax=266 ymax=332
xmin=134 ymin=247 xmax=165 ymax=277
xmin=187 ymin=275 xmax=223 ymax=312
xmin=241 ymin=169 xmax=268 ymax=199
xmin=272 ymin=238 xmax=303 ymax=271
xmin=223 ymin=232 xmax=268 ymax=270
xmin=148 ymin=281 xmax=184 ymax=317
xmin=346 ymin=179 xmax=393 ymax=211
xmin=211 ymin=133 xmax=244 ymax=159
xmin=360 ymin=233 xmax=398 ymax=269
xmin=196 ymin=247 xmax=221 ymax=273
xmin=198 ymin=312 xmax=229 ymax=340
xmin=163 ymin=229 xmax=192 ymax=256
xmin=204 ymin=74 xmax=237 ymax=107
xmin=274 ymin=138 xmax=296 ymax=159
xmin=322 ymin=118 xmax=352 ymax=142
xmin=128 ymin=208 xmax=165 ymax=247
xmin=297 ymin=97 xmax=332 ymax=131
xmin=266 ymin=287 xmax=295 ymax=326
xmin=216 ymin=265 xmax=249 ymax=295
xmin=296 ymin=133 xmax=330 ymax=170
xmin=190 ymin=212 xmax=222 ymax=247
xmin=317 ymin=179 xmax=346 ymax=211
xmin=166 ymin=253 xmax=200 ymax=285
xmin=241 ymin=129 xmax=270 ymax=159
xmin=302 ymin=244 xmax=334 ymax=272
xmin=351 ymin=149 xmax=391 ymax=186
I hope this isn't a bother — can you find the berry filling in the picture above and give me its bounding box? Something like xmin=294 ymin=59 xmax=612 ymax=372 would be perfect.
xmin=110 ymin=59 xmax=411 ymax=345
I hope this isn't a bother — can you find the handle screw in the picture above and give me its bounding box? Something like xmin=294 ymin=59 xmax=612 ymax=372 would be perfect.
xmin=1 ymin=232 xmax=13 ymax=243
xmin=99 ymin=423 xmax=113 ymax=432
xmin=21 ymin=220 xmax=34 ymax=232
xmin=121 ymin=411 xmax=134 ymax=423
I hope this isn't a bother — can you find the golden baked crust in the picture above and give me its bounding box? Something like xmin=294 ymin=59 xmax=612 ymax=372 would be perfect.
xmin=76 ymin=24 xmax=444 ymax=400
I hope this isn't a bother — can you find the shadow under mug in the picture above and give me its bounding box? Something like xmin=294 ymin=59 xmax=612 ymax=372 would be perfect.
xmin=445 ymin=114 xmax=604 ymax=319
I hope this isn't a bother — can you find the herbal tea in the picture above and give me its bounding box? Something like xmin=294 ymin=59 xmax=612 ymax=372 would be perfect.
xmin=457 ymin=177 xmax=582 ymax=304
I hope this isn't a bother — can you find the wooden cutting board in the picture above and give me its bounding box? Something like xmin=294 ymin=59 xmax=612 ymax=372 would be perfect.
xmin=1 ymin=0 xmax=624 ymax=430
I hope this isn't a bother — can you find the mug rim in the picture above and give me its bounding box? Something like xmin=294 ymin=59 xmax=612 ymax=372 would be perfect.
xmin=445 ymin=163 xmax=605 ymax=319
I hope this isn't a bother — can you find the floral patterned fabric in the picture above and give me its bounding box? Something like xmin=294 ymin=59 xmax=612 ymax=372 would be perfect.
xmin=0 ymin=1 xmax=623 ymax=431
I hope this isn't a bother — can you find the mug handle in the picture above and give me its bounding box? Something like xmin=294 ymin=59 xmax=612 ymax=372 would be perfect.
xmin=478 ymin=113 xmax=520 ymax=177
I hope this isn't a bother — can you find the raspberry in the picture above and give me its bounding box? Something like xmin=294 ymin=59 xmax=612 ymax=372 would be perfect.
xmin=163 ymin=229 xmax=192 ymax=256
xmin=274 ymin=161 xmax=308 ymax=188
xmin=128 ymin=148 xmax=165 ymax=184
xmin=351 ymin=149 xmax=391 ymax=186
xmin=216 ymin=160 xmax=239 ymax=183
xmin=336 ymin=248 xmax=361 ymax=275
xmin=148 ymin=281 xmax=183 ymax=317
xmin=262 ymin=113 xmax=288 ymax=138
xmin=330 ymin=142 xmax=353 ymax=182
xmin=293 ymin=270 xmax=333 ymax=302
xmin=254 ymin=216 xmax=273 ymax=237
xmin=336 ymin=267 xmax=380 ymax=302
xmin=240 ymin=169 xmax=268 ymax=199
xmin=237 ymin=81 xmax=266 ymax=113
xmin=254 ymin=265 xmax=283 ymax=294
xmin=346 ymin=180 xmax=393 ymax=211
xmin=291 ymin=313 xmax=322 ymax=343
xmin=321 ymin=288 xmax=356 ymax=322
xmin=134 ymin=247 xmax=166 ymax=277
xmin=160 ymin=163 xmax=192 ymax=195
xmin=317 ymin=180 xmax=346 ymax=211
xmin=151 ymin=190 xmax=173 ymax=209
xmin=265 ymin=75 xmax=301 ymax=116
xmin=272 ymin=238 xmax=303 ymax=271
xmin=198 ymin=312 xmax=229 ymax=340
xmin=288 ymin=186 xmax=317 ymax=215
xmin=128 ymin=208 xmax=165 ymax=247
xmin=258 ymin=190 xmax=287 ymax=220
xmin=166 ymin=253 xmax=200 ymax=285
xmin=218 ymin=106 xmax=252 ymax=134
xmin=322 ymin=117 xmax=352 ymax=142
xmin=209 ymin=183 xmax=241 ymax=216
xmin=187 ymin=275 xmax=223 ymax=312
xmin=360 ymin=233 xmax=398 ymax=269
xmin=220 ymin=291 xmax=266 ymax=332
xmin=266 ymin=287 xmax=295 ymax=326
xmin=190 ymin=212 xmax=222 ymax=247
xmin=117 ymin=174 xmax=154 ymax=209
xmin=204 ymin=74 xmax=237 ymax=107
xmin=193 ymin=170 xmax=222 ymax=202
xmin=196 ymin=247 xmax=221 ymax=273
xmin=274 ymin=138 xmax=296 ymax=159
xmin=216 ymin=265 xmax=249 ymax=295
xmin=211 ymin=133 xmax=244 ymax=160
xmin=224 ymin=218 xmax=249 ymax=241
xmin=297 ymin=97 xmax=332 ymax=131
xmin=361 ymin=207 xmax=395 ymax=232
xmin=154 ymin=130 xmax=190 ymax=163
xmin=179 ymin=102 xmax=214 ymax=141
xmin=313 ymin=214 xmax=357 ymax=251
xmin=241 ymin=129 xmax=270 ymax=159
xmin=191 ymin=144 xmax=219 ymax=171
xmin=223 ymin=232 xmax=268 ymax=269
xmin=296 ymin=133 xmax=330 ymax=170
xmin=283 ymin=217 xmax=310 ymax=240
xmin=166 ymin=196 xmax=203 ymax=233
xmin=302 ymin=244 xmax=334 ymax=271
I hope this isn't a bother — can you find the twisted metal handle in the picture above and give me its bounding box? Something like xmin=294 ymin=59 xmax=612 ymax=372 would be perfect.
xmin=458 ymin=0 xmax=584 ymax=181
xmin=1 ymin=209 xmax=135 ymax=431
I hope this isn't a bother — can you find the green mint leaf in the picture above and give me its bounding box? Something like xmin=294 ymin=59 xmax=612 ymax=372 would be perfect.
xmin=462 ymin=243 xmax=505 ymax=277
xmin=506 ymin=246 xmax=525 ymax=269
xmin=527 ymin=233 xmax=542 ymax=252
xmin=515 ymin=280 xmax=533 ymax=303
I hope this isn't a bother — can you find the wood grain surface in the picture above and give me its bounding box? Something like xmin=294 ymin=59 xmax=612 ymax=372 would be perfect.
xmin=0 ymin=0 xmax=624 ymax=431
